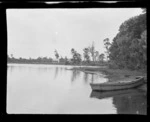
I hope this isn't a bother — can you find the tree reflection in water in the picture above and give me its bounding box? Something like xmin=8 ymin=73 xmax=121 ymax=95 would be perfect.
xmin=8 ymin=65 xmax=25 ymax=73
xmin=83 ymin=73 xmax=89 ymax=83
xmin=90 ymin=89 xmax=147 ymax=115
xmin=7 ymin=65 xmax=15 ymax=73
xmin=71 ymin=70 xmax=81 ymax=82
xmin=54 ymin=67 xmax=59 ymax=79
xmin=113 ymin=90 xmax=147 ymax=115
xmin=91 ymin=74 xmax=94 ymax=83
xmin=83 ymin=73 xmax=100 ymax=84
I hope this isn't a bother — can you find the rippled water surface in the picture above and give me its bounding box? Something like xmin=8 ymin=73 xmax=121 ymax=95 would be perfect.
xmin=7 ymin=64 xmax=147 ymax=114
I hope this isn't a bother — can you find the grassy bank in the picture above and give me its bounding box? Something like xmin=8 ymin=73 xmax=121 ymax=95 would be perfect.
xmin=71 ymin=66 xmax=146 ymax=75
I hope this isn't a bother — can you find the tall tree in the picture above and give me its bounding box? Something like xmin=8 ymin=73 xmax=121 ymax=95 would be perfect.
xmin=95 ymin=51 xmax=99 ymax=62
xmin=89 ymin=42 xmax=95 ymax=62
xmin=103 ymin=38 xmax=111 ymax=61
xmin=71 ymin=48 xmax=76 ymax=64
xmin=99 ymin=53 xmax=105 ymax=63
xmin=83 ymin=48 xmax=90 ymax=63
xmin=54 ymin=50 xmax=59 ymax=62
xmin=64 ymin=56 xmax=69 ymax=65
xmin=71 ymin=48 xmax=81 ymax=64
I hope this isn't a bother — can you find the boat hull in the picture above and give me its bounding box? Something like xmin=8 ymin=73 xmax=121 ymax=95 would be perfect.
xmin=90 ymin=77 xmax=145 ymax=91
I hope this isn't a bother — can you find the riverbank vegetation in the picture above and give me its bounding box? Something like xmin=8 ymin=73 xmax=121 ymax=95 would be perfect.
xmin=108 ymin=10 xmax=146 ymax=70
xmin=70 ymin=8 xmax=147 ymax=83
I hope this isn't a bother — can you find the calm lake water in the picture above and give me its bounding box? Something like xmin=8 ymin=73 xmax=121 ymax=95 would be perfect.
xmin=7 ymin=64 xmax=147 ymax=114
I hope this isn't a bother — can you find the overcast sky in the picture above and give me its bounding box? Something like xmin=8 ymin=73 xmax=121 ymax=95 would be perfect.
xmin=7 ymin=8 xmax=143 ymax=59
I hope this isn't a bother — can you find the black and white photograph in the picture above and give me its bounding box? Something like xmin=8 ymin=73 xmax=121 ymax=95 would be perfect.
xmin=6 ymin=6 xmax=147 ymax=115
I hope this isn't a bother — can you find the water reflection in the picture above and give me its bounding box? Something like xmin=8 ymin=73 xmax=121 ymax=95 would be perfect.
xmin=7 ymin=65 xmax=15 ymax=73
xmin=113 ymin=90 xmax=147 ymax=115
xmin=83 ymin=73 xmax=89 ymax=83
xmin=60 ymin=67 xmax=63 ymax=72
xmin=7 ymin=65 xmax=26 ymax=74
xmin=90 ymin=74 xmax=98 ymax=83
xmin=7 ymin=64 xmax=147 ymax=114
xmin=90 ymin=89 xmax=147 ymax=115
xmin=83 ymin=72 xmax=106 ymax=84
xmin=54 ymin=67 xmax=59 ymax=79
xmin=71 ymin=70 xmax=81 ymax=82
xmin=70 ymin=70 xmax=102 ymax=84
xmin=37 ymin=67 xmax=48 ymax=73
xmin=91 ymin=74 xmax=94 ymax=83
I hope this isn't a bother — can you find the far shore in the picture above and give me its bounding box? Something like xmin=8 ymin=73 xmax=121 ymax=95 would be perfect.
xmin=7 ymin=62 xmax=107 ymax=67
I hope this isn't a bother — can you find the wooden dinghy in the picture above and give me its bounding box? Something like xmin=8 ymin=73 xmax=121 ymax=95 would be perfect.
xmin=90 ymin=76 xmax=145 ymax=91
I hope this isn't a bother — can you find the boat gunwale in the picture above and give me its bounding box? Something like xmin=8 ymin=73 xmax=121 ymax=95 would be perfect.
xmin=90 ymin=77 xmax=144 ymax=86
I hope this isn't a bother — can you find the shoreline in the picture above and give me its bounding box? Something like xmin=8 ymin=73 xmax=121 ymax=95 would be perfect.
xmin=70 ymin=66 xmax=147 ymax=78
xmin=8 ymin=63 xmax=147 ymax=91
xmin=8 ymin=63 xmax=146 ymax=80
xmin=7 ymin=62 xmax=107 ymax=67
xmin=70 ymin=66 xmax=147 ymax=91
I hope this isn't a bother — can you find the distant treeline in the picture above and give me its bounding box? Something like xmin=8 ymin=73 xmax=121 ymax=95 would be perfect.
xmin=7 ymin=55 xmax=68 ymax=65
xmin=7 ymin=55 xmax=107 ymax=66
